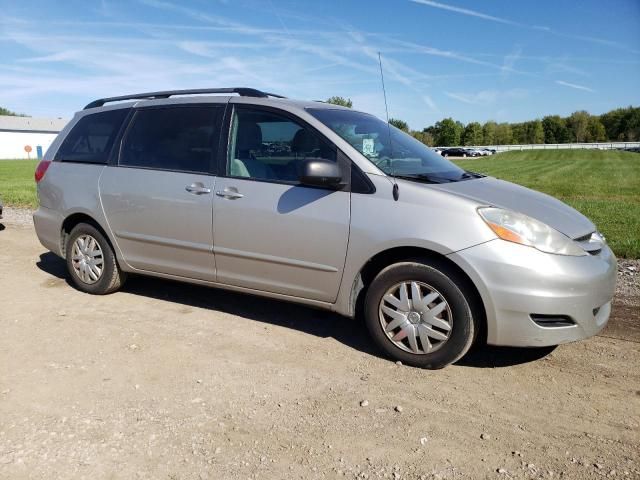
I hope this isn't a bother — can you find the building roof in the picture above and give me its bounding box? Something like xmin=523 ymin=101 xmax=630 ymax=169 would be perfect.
xmin=0 ymin=115 xmax=68 ymax=133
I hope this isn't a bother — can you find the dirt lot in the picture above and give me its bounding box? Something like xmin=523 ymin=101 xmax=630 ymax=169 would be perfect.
xmin=1 ymin=208 xmax=639 ymax=480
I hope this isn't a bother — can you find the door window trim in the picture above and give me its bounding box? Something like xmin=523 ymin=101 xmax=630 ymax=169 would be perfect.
xmin=114 ymin=103 xmax=227 ymax=175
xmin=220 ymin=104 xmax=355 ymax=191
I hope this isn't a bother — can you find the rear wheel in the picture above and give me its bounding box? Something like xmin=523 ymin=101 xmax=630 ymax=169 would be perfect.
xmin=66 ymin=223 xmax=126 ymax=294
xmin=364 ymin=260 xmax=477 ymax=369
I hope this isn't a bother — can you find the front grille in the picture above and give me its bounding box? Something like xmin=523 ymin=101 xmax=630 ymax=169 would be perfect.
xmin=531 ymin=314 xmax=576 ymax=328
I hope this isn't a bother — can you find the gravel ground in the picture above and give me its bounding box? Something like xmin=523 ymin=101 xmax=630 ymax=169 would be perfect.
xmin=1 ymin=207 xmax=638 ymax=479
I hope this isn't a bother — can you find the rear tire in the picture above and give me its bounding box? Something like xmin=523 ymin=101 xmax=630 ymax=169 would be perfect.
xmin=66 ymin=223 xmax=126 ymax=295
xmin=364 ymin=260 xmax=477 ymax=369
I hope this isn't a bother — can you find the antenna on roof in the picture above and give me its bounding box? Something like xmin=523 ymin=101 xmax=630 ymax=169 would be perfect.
xmin=377 ymin=52 xmax=399 ymax=201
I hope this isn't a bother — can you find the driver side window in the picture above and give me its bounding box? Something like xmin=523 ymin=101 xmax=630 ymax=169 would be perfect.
xmin=227 ymin=107 xmax=336 ymax=183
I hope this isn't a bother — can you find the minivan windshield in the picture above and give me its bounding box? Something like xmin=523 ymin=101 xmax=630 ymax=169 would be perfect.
xmin=307 ymin=108 xmax=468 ymax=182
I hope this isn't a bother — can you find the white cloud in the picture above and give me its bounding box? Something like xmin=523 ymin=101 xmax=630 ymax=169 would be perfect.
xmin=444 ymin=89 xmax=528 ymax=105
xmin=555 ymin=80 xmax=595 ymax=93
xmin=501 ymin=45 xmax=522 ymax=77
xmin=409 ymin=0 xmax=638 ymax=54
xmin=409 ymin=0 xmax=519 ymax=26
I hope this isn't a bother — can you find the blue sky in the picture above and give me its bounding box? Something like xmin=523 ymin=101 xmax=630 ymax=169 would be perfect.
xmin=1 ymin=0 xmax=639 ymax=128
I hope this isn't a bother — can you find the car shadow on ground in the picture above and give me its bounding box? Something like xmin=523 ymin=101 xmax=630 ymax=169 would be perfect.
xmin=36 ymin=252 xmax=555 ymax=369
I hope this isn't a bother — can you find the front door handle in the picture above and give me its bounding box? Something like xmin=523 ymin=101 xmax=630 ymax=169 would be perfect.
xmin=186 ymin=183 xmax=211 ymax=195
xmin=215 ymin=188 xmax=244 ymax=200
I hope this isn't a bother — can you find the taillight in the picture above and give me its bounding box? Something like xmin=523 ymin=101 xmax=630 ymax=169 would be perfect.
xmin=34 ymin=160 xmax=51 ymax=183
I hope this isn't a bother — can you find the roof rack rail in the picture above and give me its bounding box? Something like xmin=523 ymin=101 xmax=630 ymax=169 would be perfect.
xmin=84 ymin=88 xmax=286 ymax=110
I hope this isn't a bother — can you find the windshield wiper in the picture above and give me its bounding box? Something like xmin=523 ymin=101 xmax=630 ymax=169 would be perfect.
xmin=391 ymin=173 xmax=452 ymax=184
xmin=460 ymin=170 xmax=485 ymax=180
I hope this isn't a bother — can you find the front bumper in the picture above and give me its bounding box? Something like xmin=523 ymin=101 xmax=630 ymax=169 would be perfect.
xmin=449 ymin=239 xmax=617 ymax=347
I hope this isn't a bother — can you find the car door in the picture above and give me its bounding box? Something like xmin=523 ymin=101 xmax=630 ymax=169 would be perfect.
xmin=213 ymin=105 xmax=351 ymax=303
xmin=100 ymin=104 xmax=224 ymax=281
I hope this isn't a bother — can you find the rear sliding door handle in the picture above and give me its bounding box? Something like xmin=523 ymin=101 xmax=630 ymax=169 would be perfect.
xmin=185 ymin=183 xmax=211 ymax=195
xmin=215 ymin=188 xmax=244 ymax=199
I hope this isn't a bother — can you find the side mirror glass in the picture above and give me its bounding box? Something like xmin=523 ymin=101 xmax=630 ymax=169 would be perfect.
xmin=299 ymin=159 xmax=343 ymax=188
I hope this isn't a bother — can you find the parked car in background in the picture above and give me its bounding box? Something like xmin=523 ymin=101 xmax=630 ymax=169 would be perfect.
xmin=441 ymin=147 xmax=470 ymax=157
xmin=467 ymin=149 xmax=485 ymax=157
xmin=482 ymin=148 xmax=497 ymax=155
xmin=33 ymin=87 xmax=616 ymax=369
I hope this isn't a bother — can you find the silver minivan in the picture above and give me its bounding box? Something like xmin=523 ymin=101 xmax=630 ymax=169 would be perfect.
xmin=33 ymin=88 xmax=617 ymax=369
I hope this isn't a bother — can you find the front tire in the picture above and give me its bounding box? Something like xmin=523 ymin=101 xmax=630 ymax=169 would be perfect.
xmin=364 ymin=260 xmax=476 ymax=369
xmin=66 ymin=223 xmax=126 ymax=294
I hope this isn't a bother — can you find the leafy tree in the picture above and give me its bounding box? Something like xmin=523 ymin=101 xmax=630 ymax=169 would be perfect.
xmin=411 ymin=130 xmax=434 ymax=146
xmin=462 ymin=122 xmax=483 ymax=146
xmin=389 ymin=118 xmax=409 ymax=132
xmin=600 ymin=108 xmax=625 ymax=141
xmin=626 ymin=108 xmax=640 ymax=141
xmin=494 ymin=123 xmax=513 ymax=145
xmin=523 ymin=120 xmax=544 ymax=144
xmin=482 ymin=121 xmax=497 ymax=145
xmin=325 ymin=96 xmax=352 ymax=108
xmin=542 ymin=115 xmax=569 ymax=144
xmin=0 ymin=106 xmax=26 ymax=116
xmin=601 ymin=106 xmax=640 ymax=141
xmin=433 ymin=118 xmax=463 ymax=146
xmin=586 ymin=117 xmax=607 ymax=142
xmin=511 ymin=123 xmax=525 ymax=144
xmin=567 ymin=111 xmax=591 ymax=142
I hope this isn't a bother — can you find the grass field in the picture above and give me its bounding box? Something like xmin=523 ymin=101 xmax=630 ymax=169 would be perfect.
xmin=455 ymin=150 xmax=640 ymax=258
xmin=1 ymin=150 xmax=639 ymax=257
xmin=0 ymin=159 xmax=38 ymax=209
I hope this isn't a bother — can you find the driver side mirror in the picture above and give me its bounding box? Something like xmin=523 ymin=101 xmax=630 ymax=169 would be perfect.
xmin=299 ymin=159 xmax=343 ymax=188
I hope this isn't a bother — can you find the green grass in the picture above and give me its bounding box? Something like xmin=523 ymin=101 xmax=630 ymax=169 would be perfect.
xmin=454 ymin=149 xmax=640 ymax=258
xmin=1 ymin=150 xmax=639 ymax=257
xmin=0 ymin=159 xmax=38 ymax=209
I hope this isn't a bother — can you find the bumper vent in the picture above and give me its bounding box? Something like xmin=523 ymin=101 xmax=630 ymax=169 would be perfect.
xmin=531 ymin=314 xmax=576 ymax=328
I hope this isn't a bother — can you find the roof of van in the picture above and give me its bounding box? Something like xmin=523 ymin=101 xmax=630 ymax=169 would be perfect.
xmin=82 ymin=88 xmax=352 ymax=112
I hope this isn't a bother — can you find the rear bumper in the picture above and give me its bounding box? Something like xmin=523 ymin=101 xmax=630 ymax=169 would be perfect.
xmin=33 ymin=206 xmax=64 ymax=257
xmin=449 ymin=239 xmax=617 ymax=347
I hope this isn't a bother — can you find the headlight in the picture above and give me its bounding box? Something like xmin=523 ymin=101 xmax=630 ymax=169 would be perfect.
xmin=477 ymin=207 xmax=587 ymax=256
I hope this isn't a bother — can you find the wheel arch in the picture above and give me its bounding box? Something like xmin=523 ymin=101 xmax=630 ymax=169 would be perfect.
xmin=348 ymin=246 xmax=487 ymax=344
xmin=60 ymin=212 xmax=116 ymax=259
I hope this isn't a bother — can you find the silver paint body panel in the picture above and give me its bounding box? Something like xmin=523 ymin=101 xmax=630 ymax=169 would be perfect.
xmin=33 ymin=94 xmax=617 ymax=348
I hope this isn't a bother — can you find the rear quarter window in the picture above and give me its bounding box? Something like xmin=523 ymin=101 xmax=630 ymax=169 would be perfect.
xmin=55 ymin=108 xmax=129 ymax=164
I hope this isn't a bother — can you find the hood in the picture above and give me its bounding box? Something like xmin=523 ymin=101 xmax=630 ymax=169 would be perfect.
xmin=431 ymin=177 xmax=595 ymax=239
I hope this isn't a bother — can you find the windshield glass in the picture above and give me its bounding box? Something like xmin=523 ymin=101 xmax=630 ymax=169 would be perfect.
xmin=307 ymin=108 xmax=466 ymax=181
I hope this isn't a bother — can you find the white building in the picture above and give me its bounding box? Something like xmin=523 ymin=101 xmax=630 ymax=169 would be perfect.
xmin=0 ymin=115 xmax=69 ymax=160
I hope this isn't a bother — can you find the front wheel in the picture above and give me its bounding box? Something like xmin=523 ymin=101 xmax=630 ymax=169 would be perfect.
xmin=66 ymin=223 xmax=126 ymax=294
xmin=364 ymin=260 xmax=477 ymax=369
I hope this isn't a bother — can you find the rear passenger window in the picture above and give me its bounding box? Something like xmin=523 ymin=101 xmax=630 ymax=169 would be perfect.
xmin=55 ymin=108 xmax=128 ymax=163
xmin=120 ymin=106 xmax=222 ymax=173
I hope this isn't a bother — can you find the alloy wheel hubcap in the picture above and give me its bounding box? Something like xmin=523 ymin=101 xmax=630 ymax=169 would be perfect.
xmin=71 ymin=234 xmax=104 ymax=284
xmin=378 ymin=281 xmax=453 ymax=354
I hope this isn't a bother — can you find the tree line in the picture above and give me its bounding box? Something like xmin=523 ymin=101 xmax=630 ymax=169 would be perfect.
xmin=325 ymin=97 xmax=640 ymax=147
